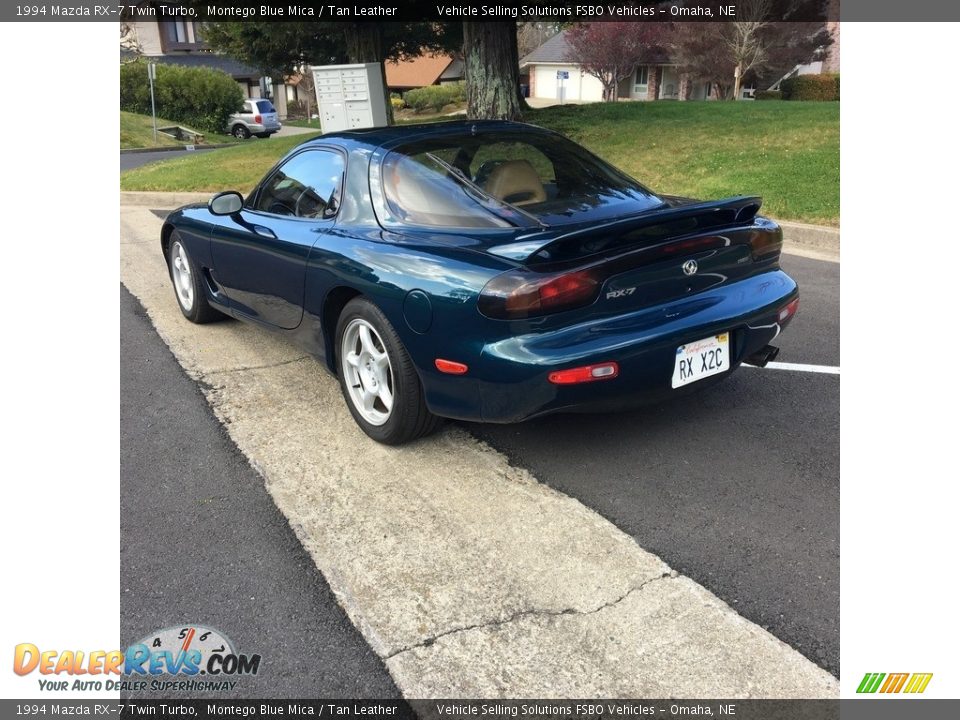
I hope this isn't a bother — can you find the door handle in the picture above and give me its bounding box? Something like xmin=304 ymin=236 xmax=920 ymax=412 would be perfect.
xmin=252 ymin=225 xmax=277 ymax=239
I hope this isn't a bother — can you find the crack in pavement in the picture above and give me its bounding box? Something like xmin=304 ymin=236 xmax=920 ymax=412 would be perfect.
xmin=205 ymin=355 xmax=313 ymax=376
xmin=384 ymin=571 xmax=675 ymax=660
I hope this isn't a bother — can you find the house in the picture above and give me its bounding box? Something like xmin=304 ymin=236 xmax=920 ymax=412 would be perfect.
xmin=384 ymin=53 xmax=463 ymax=92
xmin=120 ymin=3 xmax=300 ymax=118
xmin=519 ymin=29 xmax=714 ymax=103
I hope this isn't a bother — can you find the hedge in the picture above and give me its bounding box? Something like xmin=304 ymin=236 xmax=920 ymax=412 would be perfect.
xmin=779 ymin=74 xmax=840 ymax=102
xmin=402 ymin=82 xmax=466 ymax=113
xmin=120 ymin=60 xmax=245 ymax=134
xmin=754 ymin=90 xmax=782 ymax=101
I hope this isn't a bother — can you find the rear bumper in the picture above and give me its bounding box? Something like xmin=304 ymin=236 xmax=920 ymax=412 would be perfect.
xmin=250 ymin=122 xmax=281 ymax=133
xmin=422 ymin=270 xmax=798 ymax=423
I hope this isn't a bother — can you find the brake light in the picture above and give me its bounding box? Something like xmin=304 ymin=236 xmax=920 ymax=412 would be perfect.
xmin=479 ymin=269 xmax=600 ymax=319
xmin=548 ymin=362 xmax=619 ymax=385
xmin=778 ymin=297 xmax=799 ymax=323
xmin=749 ymin=227 xmax=783 ymax=259
xmin=254 ymin=114 xmax=262 ymax=124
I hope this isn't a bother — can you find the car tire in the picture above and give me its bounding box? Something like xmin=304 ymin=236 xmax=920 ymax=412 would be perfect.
xmin=336 ymin=297 xmax=441 ymax=445
xmin=232 ymin=125 xmax=251 ymax=139
xmin=167 ymin=233 xmax=223 ymax=324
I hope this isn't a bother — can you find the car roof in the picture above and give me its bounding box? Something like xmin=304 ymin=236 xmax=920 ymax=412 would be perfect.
xmin=301 ymin=119 xmax=555 ymax=149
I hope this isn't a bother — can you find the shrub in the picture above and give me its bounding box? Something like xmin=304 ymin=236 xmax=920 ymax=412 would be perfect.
xmin=390 ymin=95 xmax=405 ymax=110
xmin=402 ymin=82 xmax=466 ymax=113
xmin=120 ymin=60 xmax=245 ymax=134
xmin=780 ymin=74 xmax=839 ymax=102
xmin=285 ymin=99 xmax=308 ymax=120
xmin=754 ymin=90 xmax=782 ymax=101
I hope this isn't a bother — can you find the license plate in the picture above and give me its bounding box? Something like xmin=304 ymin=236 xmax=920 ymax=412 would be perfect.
xmin=672 ymin=332 xmax=729 ymax=388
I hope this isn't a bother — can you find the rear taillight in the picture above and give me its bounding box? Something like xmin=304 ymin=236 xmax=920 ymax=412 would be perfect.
xmin=778 ymin=297 xmax=799 ymax=323
xmin=749 ymin=227 xmax=783 ymax=260
xmin=548 ymin=362 xmax=619 ymax=385
xmin=478 ymin=269 xmax=600 ymax=319
xmin=254 ymin=114 xmax=262 ymax=124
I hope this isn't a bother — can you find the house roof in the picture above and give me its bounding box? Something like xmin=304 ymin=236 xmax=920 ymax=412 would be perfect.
xmin=385 ymin=53 xmax=457 ymax=89
xmin=520 ymin=30 xmax=573 ymax=66
xmin=137 ymin=52 xmax=262 ymax=80
xmin=520 ymin=29 xmax=672 ymax=68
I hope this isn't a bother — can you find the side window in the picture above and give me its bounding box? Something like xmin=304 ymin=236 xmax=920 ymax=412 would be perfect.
xmin=242 ymin=102 xmax=252 ymax=114
xmin=254 ymin=150 xmax=345 ymax=219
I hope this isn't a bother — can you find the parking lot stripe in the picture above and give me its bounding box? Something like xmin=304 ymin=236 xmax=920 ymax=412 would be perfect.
xmin=121 ymin=202 xmax=838 ymax=698
xmin=753 ymin=361 xmax=841 ymax=375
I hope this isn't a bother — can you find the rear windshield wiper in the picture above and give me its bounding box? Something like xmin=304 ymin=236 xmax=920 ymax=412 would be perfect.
xmin=424 ymin=152 xmax=549 ymax=230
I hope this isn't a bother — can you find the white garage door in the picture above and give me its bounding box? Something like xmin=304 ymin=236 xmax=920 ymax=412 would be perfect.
xmin=532 ymin=66 xmax=604 ymax=102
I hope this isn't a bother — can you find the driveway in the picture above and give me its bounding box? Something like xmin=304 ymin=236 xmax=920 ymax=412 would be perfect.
xmin=121 ymin=285 xmax=400 ymax=698
xmin=120 ymin=199 xmax=838 ymax=698
xmin=464 ymin=254 xmax=840 ymax=676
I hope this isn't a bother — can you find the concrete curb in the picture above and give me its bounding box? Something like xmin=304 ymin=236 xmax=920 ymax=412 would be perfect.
xmin=120 ymin=144 xmax=235 ymax=155
xmin=118 ymin=191 xmax=841 ymax=262
xmin=120 ymin=191 xmax=212 ymax=208
xmin=779 ymin=220 xmax=840 ymax=262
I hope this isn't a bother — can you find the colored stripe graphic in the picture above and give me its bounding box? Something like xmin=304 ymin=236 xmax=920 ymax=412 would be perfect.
xmin=857 ymin=672 xmax=932 ymax=694
xmin=880 ymin=673 xmax=908 ymax=693
xmin=856 ymin=673 xmax=885 ymax=693
xmin=904 ymin=673 xmax=933 ymax=694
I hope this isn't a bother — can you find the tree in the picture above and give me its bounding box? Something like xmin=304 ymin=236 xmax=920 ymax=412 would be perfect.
xmin=517 ymin=21 xmax=560 ymax=57
xmin=672 ymin=0 xmax=831 ymax=99
xmin=565 ymin=22 xmax=671 ymax=102
xmin=463 ymin=22 xmax=525 ymax=120
xmin=201 ymin=21 xmax=460 ymax=124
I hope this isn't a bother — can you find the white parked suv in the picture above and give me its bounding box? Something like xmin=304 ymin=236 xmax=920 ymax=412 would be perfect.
xmin=227 ymin=99 xmax=282 ymax=139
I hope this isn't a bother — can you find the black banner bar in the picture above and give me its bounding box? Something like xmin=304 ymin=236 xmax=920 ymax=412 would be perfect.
xmin=3 ymin=700 xmax=960 ymax=720
xmin=6 ymin=0 xmax=960 ymax=23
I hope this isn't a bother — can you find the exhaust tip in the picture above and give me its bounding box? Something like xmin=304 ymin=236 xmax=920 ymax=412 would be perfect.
xmin=745 ymin=345 xmax=780 ymax=368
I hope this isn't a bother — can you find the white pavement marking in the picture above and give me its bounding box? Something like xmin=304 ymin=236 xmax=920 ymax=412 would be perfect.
xmin=748 ymin=361 xmax=841 ymax=375
xmin=120 ymin=200 xmax=838 ymax=698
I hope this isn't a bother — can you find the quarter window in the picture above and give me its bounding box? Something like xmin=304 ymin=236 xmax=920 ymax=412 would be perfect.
xmin=254 ymin=150 xmax=344 ymax=219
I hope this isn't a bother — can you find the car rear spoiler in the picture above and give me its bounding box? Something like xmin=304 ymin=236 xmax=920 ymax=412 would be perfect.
xmin=487 ymin=195 xmax=764 ymax=263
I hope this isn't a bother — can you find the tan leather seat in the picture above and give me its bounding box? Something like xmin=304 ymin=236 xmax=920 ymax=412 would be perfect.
xmin=483 ymin=160 xmax=547 ymax=206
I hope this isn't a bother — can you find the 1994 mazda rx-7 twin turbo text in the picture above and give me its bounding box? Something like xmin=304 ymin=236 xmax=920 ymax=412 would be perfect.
xmin=162 ymin=120 xmax=798 ymax=444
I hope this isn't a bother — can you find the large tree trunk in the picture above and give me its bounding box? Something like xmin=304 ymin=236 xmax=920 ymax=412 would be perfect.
xmin=463 ymin=22 xmax=525 ymax=120
xmin=342 ymin=23 xmax=395 ymax=125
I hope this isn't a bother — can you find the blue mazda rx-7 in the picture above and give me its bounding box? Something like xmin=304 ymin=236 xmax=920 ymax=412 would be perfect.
xmin=161 ymin=120 xmax=798 ymax=444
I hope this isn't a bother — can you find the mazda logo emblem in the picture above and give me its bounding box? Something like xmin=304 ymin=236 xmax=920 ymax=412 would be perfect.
xmin=682 ymin=259 xmax=699 ymax=276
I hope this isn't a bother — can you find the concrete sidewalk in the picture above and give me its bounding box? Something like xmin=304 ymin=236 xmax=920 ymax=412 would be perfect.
xmin=120 ymin=200 xmax=838 ymax=698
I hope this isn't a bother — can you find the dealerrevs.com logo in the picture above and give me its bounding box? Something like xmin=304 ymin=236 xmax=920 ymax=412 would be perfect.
xmin=13 ymin=625 xmax=261 ymax=693
xmin=856 ymin=672 xmax=934 ymax=694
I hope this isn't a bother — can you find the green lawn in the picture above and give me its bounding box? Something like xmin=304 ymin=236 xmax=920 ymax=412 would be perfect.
xmin=120 ymin=111 xmax=242 ymax=149
xmin=120 ymin=132 xmax=321 ymax=192
xmin=120 ymin=101 xmax=839 ymax=225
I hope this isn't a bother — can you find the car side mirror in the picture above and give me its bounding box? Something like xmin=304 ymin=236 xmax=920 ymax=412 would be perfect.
xmin=209 ymin=191 xmax=243 ymax=216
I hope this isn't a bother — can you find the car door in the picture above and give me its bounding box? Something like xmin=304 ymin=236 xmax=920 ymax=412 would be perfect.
xmin=208 ymin=148 xmax=345 ymax=329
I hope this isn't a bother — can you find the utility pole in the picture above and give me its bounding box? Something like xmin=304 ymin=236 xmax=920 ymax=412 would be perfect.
xmin=148 ymin=62 xmax=157 ymax=143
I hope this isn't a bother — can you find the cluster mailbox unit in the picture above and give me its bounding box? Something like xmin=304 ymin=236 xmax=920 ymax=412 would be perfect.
xmin=310 ymin=63 xmax=389 ymax=133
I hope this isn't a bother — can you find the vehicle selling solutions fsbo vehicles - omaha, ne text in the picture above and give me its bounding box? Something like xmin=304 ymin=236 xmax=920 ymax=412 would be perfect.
xmin=161 ymin=121 xmax=799 ymax=444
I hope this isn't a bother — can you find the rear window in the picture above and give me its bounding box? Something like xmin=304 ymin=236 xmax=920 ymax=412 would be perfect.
xmin=379 ymin=130 xmax=661 ymax=229
xmin=256 ymin=100 xmax=276 ymax=114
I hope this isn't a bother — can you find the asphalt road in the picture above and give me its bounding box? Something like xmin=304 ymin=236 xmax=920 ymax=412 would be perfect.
xmin=120 ymin=147 xmax=221 ymax=172
xmin=120 ymin=127 xmax=318 ymax=172
xmin=120 ymin=285 xmax=400 ymax=698
xmin=462 ymin=254 xmax=840 ymax=677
